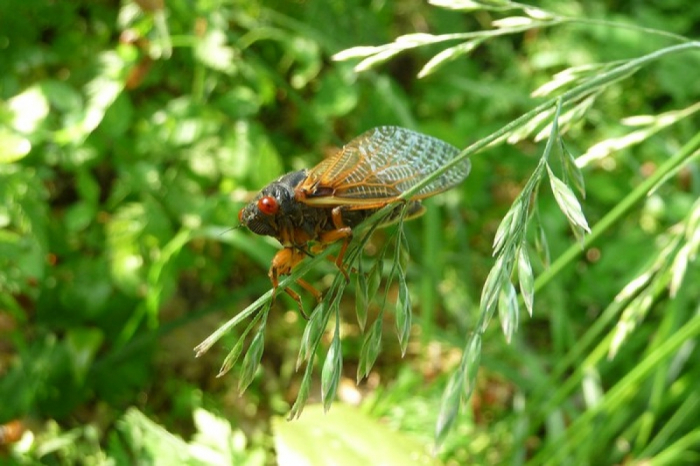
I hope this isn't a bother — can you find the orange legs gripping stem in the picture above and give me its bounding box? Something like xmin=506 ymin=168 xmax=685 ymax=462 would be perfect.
xmin=269 ymin=207 xmax=355 ymax=318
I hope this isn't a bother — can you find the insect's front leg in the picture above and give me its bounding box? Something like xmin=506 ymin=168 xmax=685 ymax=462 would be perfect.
xmin=269 ymin=247 xmax=321 ymax=319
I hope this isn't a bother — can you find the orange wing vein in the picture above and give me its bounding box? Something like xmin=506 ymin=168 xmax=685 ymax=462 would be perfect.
xmin=296 ymin=126 xmax=470 ymax=207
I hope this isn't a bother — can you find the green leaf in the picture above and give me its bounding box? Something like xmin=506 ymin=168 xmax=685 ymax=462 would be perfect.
xmin=288 ymin=380 xmax=310 ymax=421
xmin=547 ymin=165 xmax=591 ymax=234
xmin=118 ymin=408 xmax=191 ymax=462
xmin=8 ymin=85 xmax=50 ymax=134
xmin=354 ymin=49 xmax=403 ymax=72
xmin=251 ymin=133 xmax=283 ymax=189
xmin=462 ymin=333 xmax=482 ymax=400
xmin=190 ymin=408 xmax=240 ymax=464
xmin=479 ymin=256 xmax=507 ymax=331
xmin=218 ymin=311 xmax=267 ymax=378
xmin=357 ymin=319 xmax=383 ymax=382
xmin=107 ymin=203 xmax=146 ymax=295
xmin=394 ymin=270 xmax=412 ymax=357
xmin=560 ymin=139 xmax=586 ymax=198
xmin=195 ymin=29 xmax=237 ymax=74
xmin=518 ymin=246 xmax=535 ymax=317
xmin=321 ymin=331 xmax=342 ymax=412
xmin=217 ymin=86 xmax=261 ymax=119
xmin=313 ymin=69 xmax=359 ymax=118
xmin=669 ymin=243 xmax=689 ymax=298
xmin=332 ymin=45 xmax=382 ymax=61
xmin=238 ymin=326 xmax=265 ymax=393
xmin=492 ymin=207 xmax=515 ymax=256
xmin=64 ymin=201 xmax=96 ymax=232
xmin=355 ymin=266 xmax=368 ymax=332
xmin=218 ymin=337 xmax=245 ymax=378
xmin=288 ymin=37 xmax=322 ymax=89
xmin=534 ymin=213 xmax=551 ymax=267
xmin=418 ymin=39 xmax=483 ymax=78
xmin=274 ymin=405 xmax=429 ymax=465
xmin=297 ymin=301 xmax=326 ymax=370
xmin=435 ymin=371 xmax=463 ymax=448
xmin=0 ymin=129 xmax=31 ymax=163
xmin=66 ymin=327 xmax=104 ymax=384
xmin=367 ymin=253 xmax=383 ymax=302
xmin=55 ymin=51 xmax=131 ymax=145
xmin=498 ymin=281 xmax=519 ymax=343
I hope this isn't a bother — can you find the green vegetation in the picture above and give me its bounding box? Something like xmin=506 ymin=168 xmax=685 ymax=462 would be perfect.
xmin=2 ymin=0 xmax=700 ymax=464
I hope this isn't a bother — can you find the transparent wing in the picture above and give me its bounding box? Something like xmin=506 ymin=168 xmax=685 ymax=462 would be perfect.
xmin=297 ymin=126 xmax=471 ymax=207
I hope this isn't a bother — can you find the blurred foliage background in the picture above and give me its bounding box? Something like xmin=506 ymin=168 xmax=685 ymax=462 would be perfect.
xmin=1 ymin=0 xmax=699 ymax=464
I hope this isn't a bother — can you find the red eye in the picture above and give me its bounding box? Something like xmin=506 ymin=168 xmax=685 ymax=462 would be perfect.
xmin=257 ymin=196 xmax=279 ymax=215
xmin=238 ymin=208 xmax=244 ymax=223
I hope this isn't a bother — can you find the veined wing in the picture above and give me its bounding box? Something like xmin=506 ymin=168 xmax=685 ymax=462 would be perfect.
xmin=296 ymin=126 xmax=471 ymax=207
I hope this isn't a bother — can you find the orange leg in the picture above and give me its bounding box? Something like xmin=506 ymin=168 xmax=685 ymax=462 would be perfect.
xmin=269 ymin=247 xmax=323 ymax=319
xmin=318 ymin=227 xmax=353 ymax=281
xmin=296 ymin=277 xmax=323 ymax=302
xmin=269 ymin=247 xmax=306 ymax=315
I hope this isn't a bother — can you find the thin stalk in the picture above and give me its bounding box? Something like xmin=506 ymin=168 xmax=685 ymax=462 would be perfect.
xmin=523 ymin=132 xmax=700 ymax=447
xmin=534 ymin=131 xmax=700 ymax=293
xmin=528 ymin=304 xmax=700 ymax=465
xmin=396 ymin=42 xmax=700 ymax=204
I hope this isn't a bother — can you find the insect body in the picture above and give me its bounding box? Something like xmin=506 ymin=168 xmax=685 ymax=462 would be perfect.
xmin=238 ymin=126 xmax=471 ymax=313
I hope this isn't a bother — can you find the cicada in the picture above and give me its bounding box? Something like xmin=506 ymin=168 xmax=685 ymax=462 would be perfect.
xmin=238 ymin=126 xmax=471 ymax=313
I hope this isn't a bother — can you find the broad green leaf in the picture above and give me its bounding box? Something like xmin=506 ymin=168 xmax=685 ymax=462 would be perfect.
xmin=107 ymin=203 xmax=147 ymax=295
xmin=195 ymin=29 xmax=237 ymax=74
xmin=118 ymin=409 xmax=190 ymax=461
xmin=66 ymin=327 xmax=104 ymax=384
xmin=274 ymin=405 xmax=430 ymax=465
xmin=313 ymin=69 xmax=359 ymax=118
xmin=0 ymin=129 xmax=31 ymax=163
xmin=251 ymin=133 xmax=283 ymax=189
xmin=64 ymin=201 xmax=96 ymax=232
xmin=55 ymin=50 xmax=131 ymax=145
xmin=190 ymin=408 xmax=239 ymax=464
xmin=288 ymin=37 xmax=322 ymax=89
xmin=8 ymin=85 xmax=50 ymax=134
